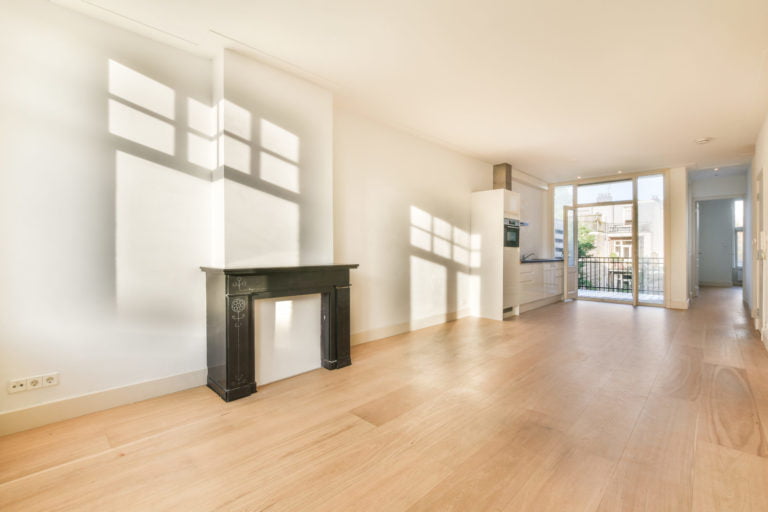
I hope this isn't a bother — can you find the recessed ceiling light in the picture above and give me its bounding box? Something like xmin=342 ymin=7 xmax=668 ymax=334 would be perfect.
xmin=694 ymin=137 xmax=712 ymax=144
xmin=617 ymin=170 xmax=622 ymax=174
xmin=714 ymin=167 xmax=719 ymax=171
xmin=576 ymin=176 xmax=582 ymax=179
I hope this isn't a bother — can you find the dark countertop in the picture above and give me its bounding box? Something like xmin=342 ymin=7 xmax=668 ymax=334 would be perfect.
xmin=201 ymin=264 xmax=359 ymax=274
xmin=520 ymin=258 xmax=564 ymax=264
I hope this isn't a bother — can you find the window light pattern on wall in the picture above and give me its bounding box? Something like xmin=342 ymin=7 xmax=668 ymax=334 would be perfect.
xmin=409 ymin=206 xmax=480 ymax=322
xmin=410 ymin=206 xmax=478 ymax=268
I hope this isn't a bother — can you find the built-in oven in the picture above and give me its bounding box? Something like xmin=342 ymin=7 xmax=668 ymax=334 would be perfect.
xmin=504 ymin=218 xmax=520 ymax=247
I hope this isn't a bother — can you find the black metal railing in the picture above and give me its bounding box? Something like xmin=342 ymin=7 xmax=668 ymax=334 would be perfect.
xmin=578 ymin=257 xmax=664 ymax=296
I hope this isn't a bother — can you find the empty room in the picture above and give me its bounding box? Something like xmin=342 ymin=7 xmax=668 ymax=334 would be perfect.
xmin=3 ymin=0 xmax=768 ymax=510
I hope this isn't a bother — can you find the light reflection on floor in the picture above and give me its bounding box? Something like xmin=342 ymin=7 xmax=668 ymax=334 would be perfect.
xmin=578 ymin=289 xmax=664 ymax=304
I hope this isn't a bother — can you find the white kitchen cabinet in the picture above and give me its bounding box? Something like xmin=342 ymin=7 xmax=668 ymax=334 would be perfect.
xmin=519 ymin=261 xmax=563 ymax=312
xmin=471 ymin=189 xmax=521 ymax=321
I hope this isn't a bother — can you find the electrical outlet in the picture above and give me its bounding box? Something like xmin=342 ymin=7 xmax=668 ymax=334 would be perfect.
xmin=7 ymin=379 xmax=26 ymax=393
xmin=26 ymin=376 xmax=43 ymax=390
xmin=42 ymin=372 xmax=59 ymax=387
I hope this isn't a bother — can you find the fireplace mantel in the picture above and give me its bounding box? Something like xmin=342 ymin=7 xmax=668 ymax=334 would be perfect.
xmin=201 ymin=264 xmax=358 ymax=401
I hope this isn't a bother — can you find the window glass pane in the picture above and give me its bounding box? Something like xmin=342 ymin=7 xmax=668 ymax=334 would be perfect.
xmin=553 ymin=185 xmax=573 ymax=259
xmin=638 ymin=174 xmax=663 ymax=201
xmin=567 ymin=209 xmax=575 ymax=266
xmin=737 ymin=230 xmax=744 ymax=267
xmin=577 ymin=180 xmax=632 ymax=204
xmin=735 ymin=200 xmax=744 ymax=228
xmin=637 ymin=174 xmax=664 ymax=304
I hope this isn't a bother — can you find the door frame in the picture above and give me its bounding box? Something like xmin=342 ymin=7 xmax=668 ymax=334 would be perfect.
xmin=694 ymin=195 xmax=744 ymax=289
xmin=562 ymin=206 xmax=577 ymax=300
xmin=572 ymin=201 xmax=637 ymax=305
xmin=553 ymin=171 xmax=668 ymax=307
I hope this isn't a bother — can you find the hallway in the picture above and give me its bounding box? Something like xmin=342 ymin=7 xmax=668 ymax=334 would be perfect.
xmin=1 ymin=287 xmax=767 ymax=510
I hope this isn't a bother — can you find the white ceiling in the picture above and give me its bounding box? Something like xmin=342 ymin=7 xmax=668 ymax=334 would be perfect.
xmin=56 ymin=0 xmax=768 ymax=182
xmin=689 ymin=164 xmax=748 ymax=181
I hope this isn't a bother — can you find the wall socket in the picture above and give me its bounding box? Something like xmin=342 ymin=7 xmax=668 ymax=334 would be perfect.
xmin=7 ymin=379 xmax=26 ymax=393
xmin=7 ymin=372 xmax=59 ymax=394
xmin=42 ymin=372 xmax=59 ymax=387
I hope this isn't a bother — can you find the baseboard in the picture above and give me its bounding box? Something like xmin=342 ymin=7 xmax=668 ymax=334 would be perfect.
xmin=520 ymin=295 xmax=562 ymax=313
xmin=668 ymin=298 xmax=690 ymax=310
xmin=351 ymin=322 xmax=411 ymax=346
xmin=350 ymin=309 xmax=471 ymax=345
xmin=0 ymin=369 xmax=207 ymax=436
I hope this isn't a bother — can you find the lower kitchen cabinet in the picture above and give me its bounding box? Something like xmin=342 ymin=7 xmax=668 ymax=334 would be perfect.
xmin=519 ymin=262 xmax=563 ymax=312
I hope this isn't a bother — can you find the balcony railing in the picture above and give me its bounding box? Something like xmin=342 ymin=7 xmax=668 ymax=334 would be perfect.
xmin=578 ymin=257 xmax=664 ymax=297
xmin=607 ymin=224 xmax=632 ymax=234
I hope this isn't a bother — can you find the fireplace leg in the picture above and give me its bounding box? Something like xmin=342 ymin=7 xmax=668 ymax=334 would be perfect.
xmin=321 ymin=285 xmax=352 ymax=369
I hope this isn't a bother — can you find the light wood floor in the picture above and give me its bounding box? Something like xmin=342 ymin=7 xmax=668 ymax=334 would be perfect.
xmin=2 ymin=287 xmax=768 ymax=511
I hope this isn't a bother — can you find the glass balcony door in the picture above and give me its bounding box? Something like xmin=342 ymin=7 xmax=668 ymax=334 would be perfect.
xmin=576 ymin=203 xmax=635 ymax=303
xmin=561 ymin=174 xmax=666 ymax=306
xmin=636 ymin=174 xmax=665 ymax=305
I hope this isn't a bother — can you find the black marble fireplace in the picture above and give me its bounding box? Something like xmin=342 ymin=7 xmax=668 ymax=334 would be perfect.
xmin=201 ymin=264 xmax=358 ymax=401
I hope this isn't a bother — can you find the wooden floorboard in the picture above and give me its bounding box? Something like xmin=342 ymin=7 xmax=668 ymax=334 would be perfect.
xmin=2 ymin=287 xmax=768 ymax=510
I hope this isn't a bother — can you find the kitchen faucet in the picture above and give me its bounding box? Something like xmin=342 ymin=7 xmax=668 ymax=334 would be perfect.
xmin=522 ymin=252 xmax=536 ymax=261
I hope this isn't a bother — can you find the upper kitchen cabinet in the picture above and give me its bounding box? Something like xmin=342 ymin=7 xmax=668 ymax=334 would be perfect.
xmin=505 ymin=190 xmax=521 ymax=217
xmin=511 ymin=169 xmax=554 ymax=258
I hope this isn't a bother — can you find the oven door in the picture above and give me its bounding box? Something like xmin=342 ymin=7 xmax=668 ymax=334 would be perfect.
xmin=504 ymin=226 xmax=519 ymax=247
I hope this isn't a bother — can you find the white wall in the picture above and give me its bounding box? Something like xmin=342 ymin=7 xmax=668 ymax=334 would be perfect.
xmin=744 ymin=169 xmax=753 ymax=307
xmin=333 ymin=108 xmax=490 ymax=344
xmin=214 ymin=49 xmax=334 ymax=384
xmin=698 ymin=199 xmax=735 ymax=286
xmin=0 ymin=1 xmax=338 ymax=422
xmin=669 ymin=167 xmax=690 ymax=309
xmin=216 ymin=49 xmax=334 ymax=267
xmin=750 ymin=112 xmax=768 ymax=340
xmin=691 ymin=173 xmax=747 ymax=199
xmin=0 ymin=0 xmax=213 ymax=414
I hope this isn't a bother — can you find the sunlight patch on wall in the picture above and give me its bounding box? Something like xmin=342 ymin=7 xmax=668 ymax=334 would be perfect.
xmin=254 ymin=294 xmax=320 ymax=385
xmin=410 ymin=205 xmax=473 ymax=269
xmin=115 ymin=151 xmax=210 ymax=323
xmin=108 ymin=60 xmax=174 ymax=120
xmin=410 ymin=255 xmax=447 ymax=322
xmin=410 ymin=206 xmax=432 ymax=232
xmin=108 ymin=99 xmax=174 ymax=155
xmin=410 ymin=226 xmax=431 ymax=252
xmin=452 ymin=227 xmax=470 ymax=266
xmin=275 ymin=300 xmax=293 ymax=330
xmin=453 ymin=245 xmax=470 ymax=266
xmin=261 ymin=119 xmax=299 ymax=163
xmin=222 ymin=134 xmax=251 ymax=174
xmin=187 ymin=97 xmax=216 ymax=137
xmin=221 ymin=99 xmax=251 ymax=141
xmin=433 ymin=217 xmax=452 ymax=240
xmin=224 ymin=180 xmax=300 ymax=267
xmin=260 ymin=151 xmax=299 ymax=192
xmin=433 ymin=236 xmax=452 ymax=259
xmin=470 ymin=234 xmax=482 ymax=268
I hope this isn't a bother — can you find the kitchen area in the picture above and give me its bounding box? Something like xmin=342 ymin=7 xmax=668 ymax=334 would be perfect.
xmin=471 ymin=163 xmax=564 ymax=321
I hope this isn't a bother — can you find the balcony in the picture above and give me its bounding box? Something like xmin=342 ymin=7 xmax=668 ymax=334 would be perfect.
xmin=578 ymin=256 xmax=663 ymax=304
xmin=606 ymin=223 xmax=632 ymax=234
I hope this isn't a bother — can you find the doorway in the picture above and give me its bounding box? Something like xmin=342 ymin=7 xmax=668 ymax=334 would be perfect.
xmin=558 ymin=173 xmax=666 ymax=306
xmin=697 ymin=198 xmax=744 ymax=288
